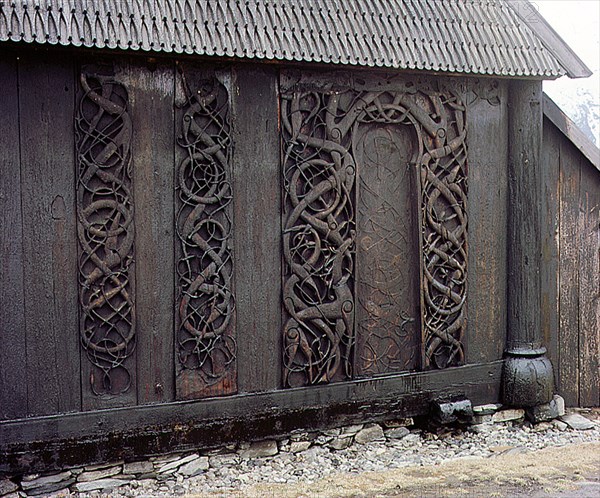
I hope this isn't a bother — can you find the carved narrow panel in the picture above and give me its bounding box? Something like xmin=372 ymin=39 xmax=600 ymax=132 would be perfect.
xmin=281 ymin=90 xmax=357 ymax=388
xmin=419 ymin=94 xmax=468 ymax=369
xmin=75 ymin=66 xmax=136 ymax=398
xmin=174 ymin=65 xmax=236 ymax=399
xmin=281 ymin=73 xmax=469 ymax=383
xmin=355 ymin=124 xmax=420 ymax=376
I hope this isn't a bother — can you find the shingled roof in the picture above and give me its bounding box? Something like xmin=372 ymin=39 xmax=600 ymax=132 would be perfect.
xmin=0 ymin=0 xmax=591 ymax=79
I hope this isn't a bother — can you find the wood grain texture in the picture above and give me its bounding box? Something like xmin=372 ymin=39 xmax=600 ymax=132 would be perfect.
xmin=18 ymin=52 xmax=81 ymax=416
xmin=174 ymin=64 xmax=237 ymax=400
xmin=506 ymin=80 xmax=543 ymax=351
xmin=355 ymin=124 xmax=420 ymax=375
xmin=465 ymin=82 xmax=508 ymax=364
xmin=540 ymin=119 xmax=561 ymax=388
xmin=558 ymin=140 xmax=581 ymax=407
xmin=577 ymin=160 xmax=599 ymax=407
xmin=232 ymin=66 xmax=282 ymax=393
xmin=78 ymin=60 xmax=137 ymax=412
xmin=0 ymin=53 xmax=27 ymax=420
xmin=0 ymin=361 xmax=503 ymax=475
xmin=121 ymin=60 xmax=176 ymax=405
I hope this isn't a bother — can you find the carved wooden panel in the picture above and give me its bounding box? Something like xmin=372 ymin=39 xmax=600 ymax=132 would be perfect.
xmin=174 ymin=65 xmax=236 ymax=399
xmin=281 ymin=90 xmax=357 ymax=388
xmin=355 ymin=124 xmax=420 ymax=376
xmin=75 ymin=65 xmax=135 ymax=397
xmin=281 ymin=72 xmax=469 ymax=385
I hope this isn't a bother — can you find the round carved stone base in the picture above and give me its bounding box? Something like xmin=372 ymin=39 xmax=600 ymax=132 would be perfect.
xmin=502 ymin=353 xmax=554 ymax=407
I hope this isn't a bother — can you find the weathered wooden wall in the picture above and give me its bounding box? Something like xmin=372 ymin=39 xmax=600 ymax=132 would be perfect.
xmin=542 ymin=95 xmax=600 ymax=408
xmin=0 ymin=45 xmax=517 ymax=473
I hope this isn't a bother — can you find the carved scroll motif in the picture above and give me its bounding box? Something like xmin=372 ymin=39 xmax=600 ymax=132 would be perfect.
xmin=281 ymin=92 xmax=357 ymax=388
xmin=175 ymin=69 xmax=236 ymax=392
xmin=282 ymin=76 xmax=468 ymax=385
xmin=75 ymin=69 xmax=135 ymax=395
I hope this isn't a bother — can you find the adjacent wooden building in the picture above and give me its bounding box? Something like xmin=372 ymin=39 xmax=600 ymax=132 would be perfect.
xmin=0 ymin=0 xmax=597 ymax=474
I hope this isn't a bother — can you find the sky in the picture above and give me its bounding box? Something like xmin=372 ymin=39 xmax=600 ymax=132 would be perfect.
xmin=534 ymin=0 xmax=600 ymax=145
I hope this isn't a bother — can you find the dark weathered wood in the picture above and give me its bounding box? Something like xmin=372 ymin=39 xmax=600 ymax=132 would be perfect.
xmin=507 ymin=80 xmax=543 ymax=352
xmin=557 ymin=139 xmax=581 ymax=407
xmin=540 ymin=119 xmax=561 ymax=387
xmin=77 ymin=61 xmax=138 ymax=412
xmin=0 ymin=53 xmax=27 ymax=420
xmin=465 ymin=82 xmax=508 ymax=364
xmin=543 ymin=93 xmax=600 ymax=170
xmin=577 ymin=160 xmax=600 ymax=407
xmin=355 ymin=124 xmax=420 ymax=375
xmin=232 ymin=66 xmax=282 ymax=393
xmin=18 ymin=52 xmax=81 ymax=416
xmin=174 ymin=64 xmax=237 ymax=400
xmin=120 ymin=60 xmax=176 ymax=405
xmin=0 ymin=361 xmax=502 ymax=474
xmin=503 ymin=80 xmax=554 ymax=407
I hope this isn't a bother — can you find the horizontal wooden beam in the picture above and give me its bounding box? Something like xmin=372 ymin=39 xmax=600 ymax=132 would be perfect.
xmin=0 ymin=362 xmax=502 ymax=475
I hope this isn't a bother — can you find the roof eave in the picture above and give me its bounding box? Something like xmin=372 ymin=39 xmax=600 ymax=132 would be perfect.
xmin=506 ymin=0 xmax=592 ymax=79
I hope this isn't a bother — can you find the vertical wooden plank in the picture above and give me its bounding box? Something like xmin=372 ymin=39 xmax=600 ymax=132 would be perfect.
xmin=19 ymin=52 xmax=81 ymax=416
xmin=232 ymin=66 xmax=282 ymax=393
xmin=540 ymin=120 xmax=561 ymax=387
xmin=120 ymin=60 xmax=176 ymax=404
xmin=465 ymin=82 xmax=508 ymax=364
xmin=0 ymin=53 xmax=27 ymax=420
xmin=174 ymin=64 xmax=237 ymax=399
xmin=558 ymin=141 xmax=581 ymax=407
xmin=355 ymin=124 xmax=420 ymax=375
xmin=77 ymin=61 xmax=137 ymax=410
xmin=578 ymin=160 xmax=600 ymax=407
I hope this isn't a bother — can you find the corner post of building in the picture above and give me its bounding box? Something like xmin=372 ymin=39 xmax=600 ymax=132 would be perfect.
xmin=503 ymin=79 xmax=554 ymax=407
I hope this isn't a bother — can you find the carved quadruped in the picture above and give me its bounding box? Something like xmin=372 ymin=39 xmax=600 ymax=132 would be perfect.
xmin=281 ymin=72 xmax=473 ymax=386
xmin=75 ymin=65 xmax=135 ymax=396
xmin=175 ymin=65 xmax=236 ymax=395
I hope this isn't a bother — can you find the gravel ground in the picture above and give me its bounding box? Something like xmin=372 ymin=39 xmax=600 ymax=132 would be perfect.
xmin=5 ymin=408 xmax=599 ymax=497
xmin=93 ymin=410 xmax=599 ymax=497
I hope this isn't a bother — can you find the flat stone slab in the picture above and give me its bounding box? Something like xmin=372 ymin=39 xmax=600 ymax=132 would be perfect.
xmin=77 ymin=465 xmax=121 ymax=482
xmin=239 ymin=440 xmax=278 ymax=458
xmin=21 ymin=472 xmax=72 ymax=490
xmin=178 ymin=456 xmax=209 ymax=477
xmin=157 ymin=453 xmax=199 ymax=474
xmin=384 ymin=427 xmax=410 ymax=440
xmin=289 ymin=441 xmax=312 ymax=453
xmin=0 ymin=479 xmax=18 ymax=495
xmin=473 ymin=404 xmax=500 ymax=415
xmin=72 ymin=478 xmax=130 ymax=493
xmin=122 ymin=461 xmax=154 ymax=475
xmin=492 ymin=409 xmax=525 ymax=423
xmin=355 ymin=424 xmax=385 ymax=444
xmin=526 ymin=399 xmax=560 ymax=423
xmin=329 ymin=437 xmax=353 ymax=450
xmin=560 ymin=413 xmax=595 ymax=430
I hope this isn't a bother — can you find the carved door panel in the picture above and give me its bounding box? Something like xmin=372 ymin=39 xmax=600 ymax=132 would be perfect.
xmin=354 ymin=124 xmax=421 ymax=376
xmin=281 ymin=72 xmax=468 ymax=388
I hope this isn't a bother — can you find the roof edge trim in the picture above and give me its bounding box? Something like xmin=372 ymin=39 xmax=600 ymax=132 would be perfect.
xmin=506 ymin=0 xmax=592 ymax=78
xmin=543 ymin=93 xmax=600 ymax=171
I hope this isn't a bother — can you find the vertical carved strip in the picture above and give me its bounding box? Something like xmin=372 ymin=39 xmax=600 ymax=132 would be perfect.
xmin=175 ymin=67 xmax=236 ymax=398
xmin=281 ymin=91 xmax=357 ymax=388
xmin=420 ymin=95 xmax=468 ymax=369
xmin=75 ymin=68 xmax=135 ymax=396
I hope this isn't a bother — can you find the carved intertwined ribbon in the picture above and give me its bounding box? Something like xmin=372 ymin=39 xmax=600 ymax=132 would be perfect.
xmin=282 ymin=81 xmax=468 ymax=384
xmin=419 ymin=95 xmax=468 ymax=369
xmin=176 ymin=73 xmax=236 ymax=386
xmin=75 ymin=71 xmax=135 ymax=395
xmin=282 ymin=91 xmax=357 ymax=388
